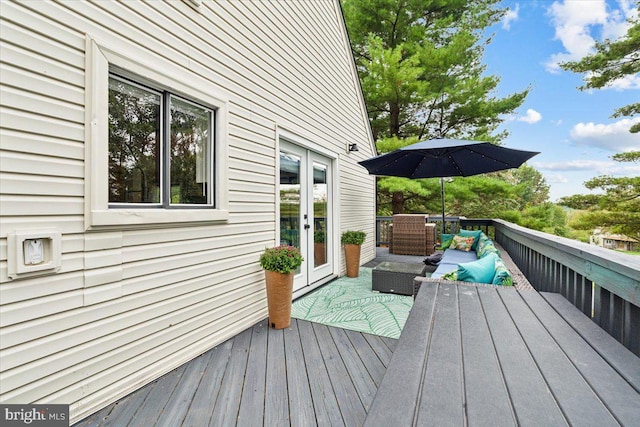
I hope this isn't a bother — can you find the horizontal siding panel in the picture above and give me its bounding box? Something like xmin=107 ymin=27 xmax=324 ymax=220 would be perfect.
xmin=1 ymin=64 xmax=84 ymax=105
xmin=0 ymin=129 xmax=84 ymax=160
xmin=0 ymin=1 xmax=86 ymax=51
xmin=0 ymin=216 xmax=85 ymax=237
xmin=0 ymin=195 xmax=83 ymax=216
xmin=121 ymin=247 xmax=265 ymax=292
xmin=0 ymin=271 xmax=84 ymax=305
xmin=0 ymin=289 xmax=84 ymax=328
xmin=122 ymin=231 xmax=271 ymax=264
xmin=0 ymin=263 xmax=262 ymax=351
xmin=228 ymin=137 xmax=275 ymax=160
xmin=226 ymin=212 xmax=276 ymax=225
xmin=0 ymin=42 xmax=85 ymax=89
xmin=121 ymin=222 xmax=273 ymax=247
xmin=229 ymin=190 xmax=274 ymax=204
xmin=0 ymin=252 xmax=84 ymax=286
xmin=229 ymin=169 xmax=275 ymax=186
xmin=0 ymin=108 xmax=84 ymax=141
xmin=1 ymin=275 xmax=264 ymax=394
xmin=1 ymin=85 xmax=84 ymax=123
xmin=228 ymin=180 xmax=274 ymax=195
xmin=222 ymin=1 xmax=361 ymax=135
xmin=3 ymin=290 xmax=265 ymax=403
xmin=0 ymin=173 xmax=83 ymax=196
xmin=84 ymin=249 xmax=122 ymax=270
xmin=83 ymin=266 xmax=123 ymax=290
xmin=0 ymin=18 xmax=84 ymax=69
xmin=227 ymin=141 xmax=274 ymax=165
xmin=228 ymin=157 xmax=274 ymax=177
xmin=228 ymin=201 xmax=275 ymax=213
xmin=228 ymin=127 xmax=275 ymax=151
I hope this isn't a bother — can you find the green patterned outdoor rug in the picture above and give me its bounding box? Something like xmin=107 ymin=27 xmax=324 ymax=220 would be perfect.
xmin=291 ymin=268 xmax=413 ymax=339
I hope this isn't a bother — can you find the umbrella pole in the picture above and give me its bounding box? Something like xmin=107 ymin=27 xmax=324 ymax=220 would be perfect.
xmin=440 ymin=177 xmax=446 ymax=235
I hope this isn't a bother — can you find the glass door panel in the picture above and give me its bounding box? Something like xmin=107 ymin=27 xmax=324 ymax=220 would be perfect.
xmin=279 ymin=141 xmax=333 ymax=292
xmin=313 ymin=163 xmax=328 ymax=268
xmin=279 ymin=151 xmax=303 ymax=278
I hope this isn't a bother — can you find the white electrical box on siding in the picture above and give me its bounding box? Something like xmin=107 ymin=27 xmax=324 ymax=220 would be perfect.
xmin=7 ymin=229 xmax=62 ymax=279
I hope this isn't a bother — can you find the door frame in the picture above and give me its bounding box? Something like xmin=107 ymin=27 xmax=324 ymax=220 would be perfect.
xmin=276 ymin=127 xmax=339 ymax=297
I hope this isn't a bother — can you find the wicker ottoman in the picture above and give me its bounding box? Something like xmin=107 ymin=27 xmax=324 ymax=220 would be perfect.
xmin=372 ymin=262 xmax=428 ymax=296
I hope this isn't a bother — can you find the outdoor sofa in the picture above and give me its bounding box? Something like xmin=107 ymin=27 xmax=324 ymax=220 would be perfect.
xmin=414 ymin=229 xmax=533 ymax=296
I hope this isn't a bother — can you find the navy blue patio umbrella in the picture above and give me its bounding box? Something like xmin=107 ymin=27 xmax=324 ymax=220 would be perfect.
xmin=358 ymin=138 xmax=540 ymax=232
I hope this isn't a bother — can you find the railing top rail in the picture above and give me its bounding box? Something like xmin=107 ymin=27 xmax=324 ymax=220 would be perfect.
xmin=493 ymin=219 xmax=640 ymax=305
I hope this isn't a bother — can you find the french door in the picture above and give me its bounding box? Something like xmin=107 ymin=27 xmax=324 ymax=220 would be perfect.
xmin=279 ymin=141 xmax=333 ymax=292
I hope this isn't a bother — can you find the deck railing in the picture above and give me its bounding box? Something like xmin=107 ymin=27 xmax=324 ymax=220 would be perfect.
xmin=376 ymin=216 xmax=640 ymax=356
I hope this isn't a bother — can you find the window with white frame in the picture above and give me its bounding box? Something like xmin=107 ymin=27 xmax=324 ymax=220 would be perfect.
xmin=108 ymin=75 xmax=214 ymax=207
xmin=85 ymin=36 xmax=228 ymax=229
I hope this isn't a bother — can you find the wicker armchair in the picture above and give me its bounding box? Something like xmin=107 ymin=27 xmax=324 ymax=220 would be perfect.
xmin=389 ymin=214 xmax=436 ymax=256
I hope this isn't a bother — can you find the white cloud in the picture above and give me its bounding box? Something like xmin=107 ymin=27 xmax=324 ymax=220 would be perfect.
xmin=570 ymin=117 xmax=640 ymax=151
xmin=502 ymin=4 xmax=520 ymax=30
xmin=544 ymin=0 xmax=638 ymax=80
xmin=545 ymin=173 xmax=570 ymax=184
xmin=533 ymin=159 xmax=640 ymax=175
xmin=518 ymin=108 xmax=542 ymax=124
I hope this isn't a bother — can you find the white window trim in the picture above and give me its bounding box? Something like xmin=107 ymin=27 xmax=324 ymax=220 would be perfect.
xmin=84 ymin=35 xmax=229 ymax=230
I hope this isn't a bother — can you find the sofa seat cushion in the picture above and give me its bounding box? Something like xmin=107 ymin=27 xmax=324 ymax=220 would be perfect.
xmin=431 ymin=249 xmax=477 ymax=279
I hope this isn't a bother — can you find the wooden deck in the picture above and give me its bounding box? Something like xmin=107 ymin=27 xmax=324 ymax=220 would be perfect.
xmin=74 ymin=248 xmax=640 ymax=426
xmin=365 ymin=281 xmax=640 ymax=426
xmin=73 ymin=318 xmax=396 ymax=427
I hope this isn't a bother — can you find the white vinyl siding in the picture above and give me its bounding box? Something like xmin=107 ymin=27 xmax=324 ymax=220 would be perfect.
xmin=0 ymin=0 xmax=376 ymax=423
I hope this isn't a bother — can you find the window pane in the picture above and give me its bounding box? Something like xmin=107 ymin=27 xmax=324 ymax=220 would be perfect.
xmin=170 ymin=96 xmax=212 ymax=205
xmin=108 ymin=77 xmax=161 ymax=203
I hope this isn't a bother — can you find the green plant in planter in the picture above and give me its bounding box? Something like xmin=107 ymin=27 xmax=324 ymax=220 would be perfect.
xmin=341 ymin=230 xmax=366 ymax=245
xmin=314 ymin=229 xmax=326 ymax=243
xmin=259 ymin=245 xmax=304 ymax=274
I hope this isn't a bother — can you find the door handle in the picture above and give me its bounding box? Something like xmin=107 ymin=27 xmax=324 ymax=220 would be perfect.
xmin=304 ymin=224 xmax=311 ymax=230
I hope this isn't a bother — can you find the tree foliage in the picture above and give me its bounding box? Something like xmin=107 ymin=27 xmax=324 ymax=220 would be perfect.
xmin=343 ymin=0 xmax=528 ymax=141
xmin=343 ymin=0 xmax=535 ymax=219
xmin=560 ymin=8 xmax=640 ymax=132
xmin=559 ymin=151 xmax=640 ymax=238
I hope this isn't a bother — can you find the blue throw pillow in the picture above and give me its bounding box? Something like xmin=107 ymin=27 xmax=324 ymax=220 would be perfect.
xmin=440 ymin=234 xmax=454 ymax=249
xmin=459 ymin=229 xmax=483 ymax=251
xmin=457 ymin=253 xmax=497 ymax=284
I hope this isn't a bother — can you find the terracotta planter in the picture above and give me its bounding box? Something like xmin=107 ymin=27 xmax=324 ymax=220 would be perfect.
xmin=344 ymin=243 xmax=361 ymax=278
xmin=264 ymin=270 xmax=294 ymax=329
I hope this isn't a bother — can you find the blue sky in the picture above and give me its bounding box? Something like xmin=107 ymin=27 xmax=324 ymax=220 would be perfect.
xmin=484 ymin=0 xmax=639 ymax=201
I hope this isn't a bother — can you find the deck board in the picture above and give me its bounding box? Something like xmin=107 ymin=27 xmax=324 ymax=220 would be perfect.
xmin=75 ymin=318 xmax=395 ymax=427
xmin=417 ymin=283 xmax=464 ymax=426
xmin=312 ymin=321 xmax=366 ymax=426
xmin=458 ymin=285 xmax=515 ymax=426
xmin=283 ymin=320 xmax=315 ymax=427
xmin=479 ymin=287 xmax=566 ymax=426
xmin=237 ymin=324 xmax=267 ymax=427
xmin=500 ymin=288 xmax=619 ymax=425
xmin=365 ymin=282 xmax=640 ymax=427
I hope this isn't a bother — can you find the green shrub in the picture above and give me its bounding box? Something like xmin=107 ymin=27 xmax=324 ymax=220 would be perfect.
xmin=259 ymin=245 xmax=304 ymax=274
xmin=341 ymin=230 xmax=366 ymax=245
